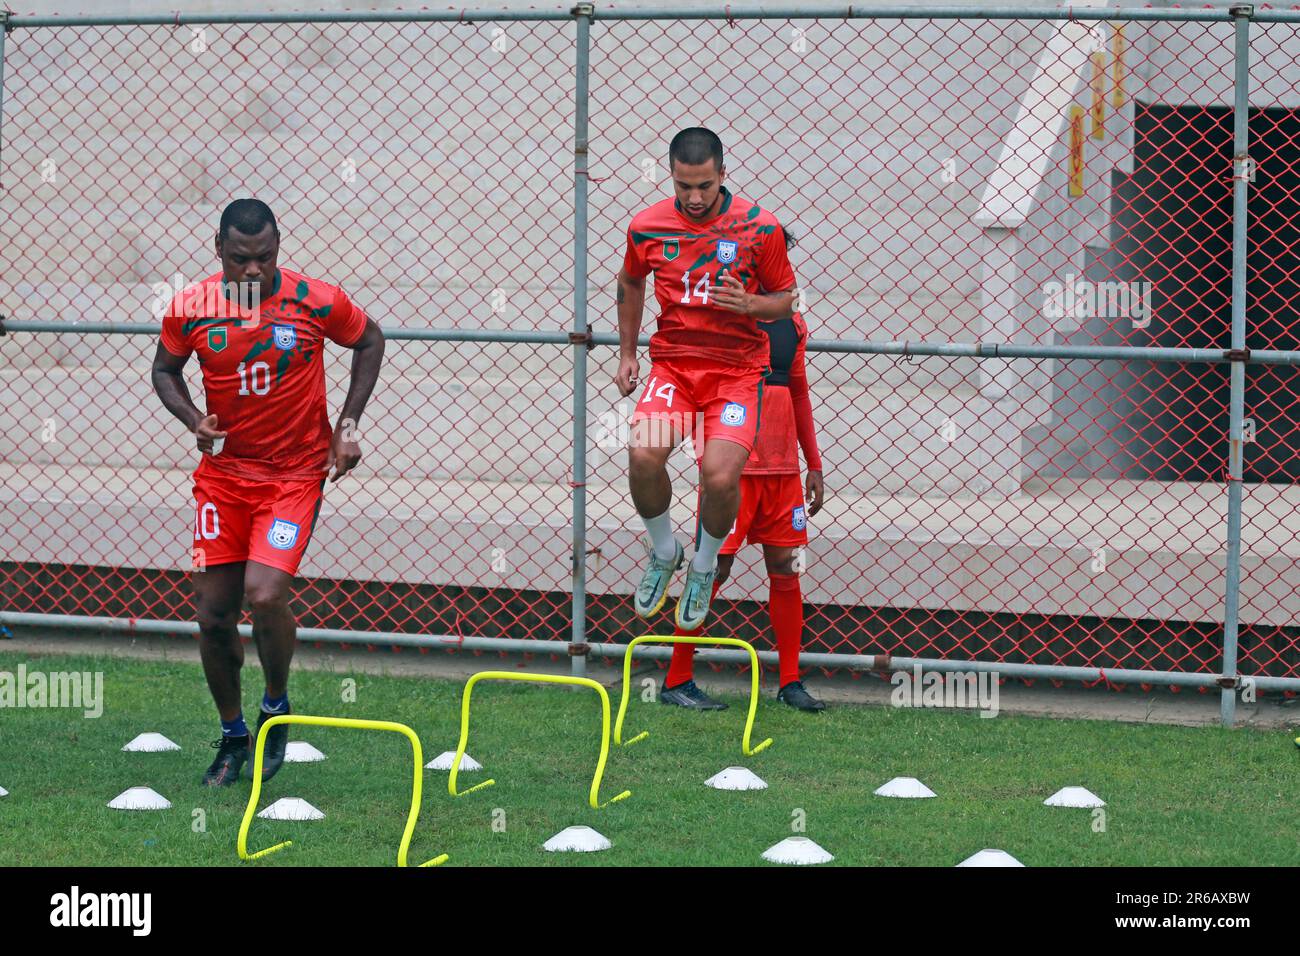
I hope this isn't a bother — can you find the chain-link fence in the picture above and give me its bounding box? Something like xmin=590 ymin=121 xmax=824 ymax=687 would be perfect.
xmin=3 ymin=4 xmax=1299 ymax=726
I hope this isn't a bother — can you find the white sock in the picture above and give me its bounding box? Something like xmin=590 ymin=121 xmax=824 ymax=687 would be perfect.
xmin=642 ymin=508 xmax=678 ymax=561
xmin=692 ymin=525 xmax=728 ymax=573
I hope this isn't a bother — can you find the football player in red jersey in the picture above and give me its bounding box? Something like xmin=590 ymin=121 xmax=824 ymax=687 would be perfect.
xmin=150 ymin=199 xmax=385 ymax=786
xmin=616 ymin=128 xmax=798 ymax=708
xmin=666 ymin=303 xmax=828 ymax=712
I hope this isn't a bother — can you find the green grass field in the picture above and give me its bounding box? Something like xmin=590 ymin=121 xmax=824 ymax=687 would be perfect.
xmin=0 ymin=649 xmax=1294 ymax=866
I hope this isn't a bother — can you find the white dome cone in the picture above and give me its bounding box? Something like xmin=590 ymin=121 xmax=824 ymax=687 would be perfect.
xmin=108 ymin=787 xmax=171 ymax=810
xmin=957 ymin=848 xmax=1024 ymax=867
xmin=543 ymin=826 xmax=611 ymax=852
xmin=874 ymin=776 xmax=936 ymax=798
xmin=284 ymin=741 xmax=326 ymax=763
xmin=762 ymin=837 xmax=834 ymax=865
xmin=1043 ymin=786 xmax=1104 ymax=808
xmin=258 ymin=797 xmax=324 ymax=821
xmin=0 ymin=785 xmax=8 ymax=797
xmin=121 ymin=732 xmax=181 ymax=753
xmin=704 ymin=766 xmax=768 ymax=791
xmin=426 ymin=751 xmax=482 ymax=771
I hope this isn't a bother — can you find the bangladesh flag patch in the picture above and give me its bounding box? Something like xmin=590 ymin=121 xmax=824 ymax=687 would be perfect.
xmin=663 ymin=239 xmax=679 ymax=262
xmin=207 ymin=327 xmax=227 ymax=353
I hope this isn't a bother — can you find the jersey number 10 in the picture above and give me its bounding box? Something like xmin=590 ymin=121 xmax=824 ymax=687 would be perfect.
xmin=237 ymin=361 xmax=271 ymax=396
xmin=195 ymin=502 xmax=219 ymax=541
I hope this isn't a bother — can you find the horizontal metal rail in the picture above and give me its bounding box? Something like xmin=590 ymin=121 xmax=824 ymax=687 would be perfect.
xmin=5 ymin=320 xmax=1300 ymax=365
xmin=3 ymin=611 xmax=1295 ymax=693
xmin=1 ymin=6 xmax=1247 ymax=29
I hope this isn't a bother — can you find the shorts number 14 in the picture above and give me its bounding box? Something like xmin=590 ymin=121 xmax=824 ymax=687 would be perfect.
xmin=640 ymin=376 xmax=676 ymax=408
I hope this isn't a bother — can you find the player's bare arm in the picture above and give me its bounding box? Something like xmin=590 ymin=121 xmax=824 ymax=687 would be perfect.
xmin=327 ymin=316 xmax=385 ymax=483
xmin=150 ymin=343 xmax=226 ymax=453
xmin=806 ymin=470 xmax=825 ymax=517
xmin=711 ymin=272 xmax=795 ymax=319
xmin=615 ymin=266 xmax=646 ymax=397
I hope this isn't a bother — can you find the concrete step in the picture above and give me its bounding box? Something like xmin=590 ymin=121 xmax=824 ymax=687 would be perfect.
xmin=0 ymin=461 xmax=1280 ymax=627
xmin=3 ymin=179 xmax=987 ymax=317
xmin=0 ymin=359 xmax=1015 ymax=494
xmin=0 ymin=282 xmax=981 ymax=396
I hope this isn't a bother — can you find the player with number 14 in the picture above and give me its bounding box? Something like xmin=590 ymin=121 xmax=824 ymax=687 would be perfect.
xmin=615 ymin=128 xmax=800 ymax=709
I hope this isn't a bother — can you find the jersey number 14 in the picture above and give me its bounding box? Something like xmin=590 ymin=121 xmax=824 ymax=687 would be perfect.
xmin=680 ymin=270 xmax=712 ymax=305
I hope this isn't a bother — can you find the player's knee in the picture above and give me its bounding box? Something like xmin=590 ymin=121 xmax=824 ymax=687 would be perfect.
xmin=765 ymin=553 xmax=798 ymax=576
xmin=196 ymin=605 xmax=239 ymax=639
xmin=628 ymin=443 xmax=667 ymax=478
xmin=700 ymin=467 xmax=739 ymax=502
xmin=244 ymin=585 xmax=289 ymax=617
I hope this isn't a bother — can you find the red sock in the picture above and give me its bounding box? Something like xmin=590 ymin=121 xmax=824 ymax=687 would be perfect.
xmin=665 ymin=579 xmax=723 ymax=688
xmin=769 ymin=573 xmax=803 ymax=687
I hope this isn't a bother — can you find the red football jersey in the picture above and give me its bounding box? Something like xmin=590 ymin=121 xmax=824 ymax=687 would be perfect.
xmin=622 ymin=186 xmax=797 ymax=371
xmin=160 ymin=268 xmax=368 ymax=482
xmin=748 ymin=384 xmax=798 ymax=475
xmin=751 ymin=314 xmax=820 ymax=475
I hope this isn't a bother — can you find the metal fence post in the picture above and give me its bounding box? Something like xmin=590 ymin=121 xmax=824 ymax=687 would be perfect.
xmin=0 ymin=12 xmax=9 ymax=183
xmin=1221 ymin=4 xmax=1254 ymax=728
xmin=569 ymin=3 xmax=595 ymax=678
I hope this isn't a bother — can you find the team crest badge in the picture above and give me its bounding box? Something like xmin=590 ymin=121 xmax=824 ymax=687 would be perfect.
xmin=267 ymin=519 xmax=299 ymax=550
xmin=273 ymin=324 xmax=297 ymax=350
xmin=792 ymin=505 xmax=807 ymax=531
xmin=207 ymin=327 xmax=227 ymax=353
xmin=663 ymin=239 xmax=679 ymax=262
xmin=717 ymin=239 xmax=738 ymax=264
xmin=721 ymin=402 xmax=746 ymax=426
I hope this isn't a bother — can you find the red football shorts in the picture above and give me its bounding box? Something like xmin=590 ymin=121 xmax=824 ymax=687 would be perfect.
xmin=629 ymin=357 xmax=765 ymax=453
xmin=191 ymin=471 xmax=325 ymax=575
xmin=699 ymin=472 xmax=809 ymax=553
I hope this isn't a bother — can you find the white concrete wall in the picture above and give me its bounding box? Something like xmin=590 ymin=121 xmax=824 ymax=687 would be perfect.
xmin=0 ymin=0 xmax=1070 ymax=500
xmin=2 ymin=0 xmax=1289 ymax=631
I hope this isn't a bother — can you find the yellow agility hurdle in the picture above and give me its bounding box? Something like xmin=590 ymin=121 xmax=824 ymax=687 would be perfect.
xmin=447 ymin=671 xmax=632 ymax=809
xmin=237 ymin=714 xmax=449 ymax=867
xmin=615 ymin=635 xmax=774 ymax=756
